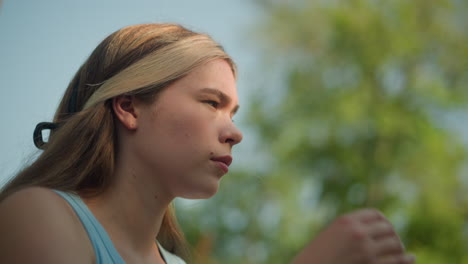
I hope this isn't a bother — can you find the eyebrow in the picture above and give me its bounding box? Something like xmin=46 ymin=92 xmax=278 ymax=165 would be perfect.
xmin=199 ymin=88 xmax=240 ymax=115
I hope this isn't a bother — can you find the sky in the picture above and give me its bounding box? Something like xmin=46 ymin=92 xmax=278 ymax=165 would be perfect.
xmin=0 ymin=0 xmax=263 ymax=184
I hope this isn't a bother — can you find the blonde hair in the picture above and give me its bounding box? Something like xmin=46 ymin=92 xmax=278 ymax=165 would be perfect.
xmin=0 ymin=23 xmax=236 ymax=261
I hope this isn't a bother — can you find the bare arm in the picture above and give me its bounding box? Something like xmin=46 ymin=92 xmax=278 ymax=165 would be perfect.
xmin=0 ymin=187 xmax=94 ymax=264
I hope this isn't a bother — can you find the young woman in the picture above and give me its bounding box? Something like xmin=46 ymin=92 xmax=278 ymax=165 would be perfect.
xmin=0 ymin=24 xmax=415 ymax=264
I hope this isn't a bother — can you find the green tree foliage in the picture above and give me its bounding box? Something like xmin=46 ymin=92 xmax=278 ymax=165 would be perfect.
xmin=178 ymin=0 xmax=468 ymax=263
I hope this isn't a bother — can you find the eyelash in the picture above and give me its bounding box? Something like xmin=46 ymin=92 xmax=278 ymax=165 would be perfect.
xmin=203 ymin=100 xmax=235 ymax=122
xmin=204 ymin=100 xmax=220 ymax=108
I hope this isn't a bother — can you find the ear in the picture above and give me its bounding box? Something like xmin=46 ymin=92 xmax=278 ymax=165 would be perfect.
xmin=112 ymin=95 xmax=139 ymax=130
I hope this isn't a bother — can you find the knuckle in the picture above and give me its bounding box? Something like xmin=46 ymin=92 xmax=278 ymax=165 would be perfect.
xmin=395 ymin=241 xmax=405 ymax=253
xmin=397 ymin=256 xmax=410 ymax=264
xmin=385 ymin=239 xmax=403 ymax=254
xmin=350 ymin=226 xmax=367 ymax=240
xmin=383 ymin=221 xmax=393 ymax=229
xmin=370 ymin=208 xmax=385 ymax=220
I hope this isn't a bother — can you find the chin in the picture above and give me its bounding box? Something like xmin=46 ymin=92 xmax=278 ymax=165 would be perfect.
xmin=179 ymin=182 xmax=220 ymax=200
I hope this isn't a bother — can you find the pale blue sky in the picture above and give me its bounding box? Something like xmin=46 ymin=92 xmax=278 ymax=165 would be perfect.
xmin=0 ymin=0 xmax=263 ymax=183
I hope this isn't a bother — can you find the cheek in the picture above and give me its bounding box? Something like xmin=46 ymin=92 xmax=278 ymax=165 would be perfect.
xmin=134 ymin=105 xmax=222 ymax=198
xmin=149 ymin=106 xmax=214 ymax=159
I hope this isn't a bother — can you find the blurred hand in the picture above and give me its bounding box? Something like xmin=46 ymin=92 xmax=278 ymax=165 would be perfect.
xmin=291 ymin=209 xmax=415 ymax=264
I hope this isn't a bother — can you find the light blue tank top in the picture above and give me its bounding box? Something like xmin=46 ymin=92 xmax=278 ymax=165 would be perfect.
xmin=54 ymin=190 xmax=186 ymax=264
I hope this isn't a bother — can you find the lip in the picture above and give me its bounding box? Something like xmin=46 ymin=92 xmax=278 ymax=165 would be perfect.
xmin=210 ymin=155 xmax=233 ymax=174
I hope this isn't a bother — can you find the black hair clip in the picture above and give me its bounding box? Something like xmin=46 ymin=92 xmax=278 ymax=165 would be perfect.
xmin=68 ymin=82 xmax=78 ymax=113
xmin=33 ymin=122 xmax=58 ymax=149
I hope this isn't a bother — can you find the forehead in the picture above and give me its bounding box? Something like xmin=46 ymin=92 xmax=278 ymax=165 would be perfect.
xmin=175 ymin=59 xmax=238 ymax=98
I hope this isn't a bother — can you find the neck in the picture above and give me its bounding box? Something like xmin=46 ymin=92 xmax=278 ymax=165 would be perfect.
xmin=84 ymin=159 xmax=174 ymax=260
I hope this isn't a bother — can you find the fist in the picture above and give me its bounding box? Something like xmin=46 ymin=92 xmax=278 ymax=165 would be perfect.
xmin=292 ymin=209 xmax=415 ymax=264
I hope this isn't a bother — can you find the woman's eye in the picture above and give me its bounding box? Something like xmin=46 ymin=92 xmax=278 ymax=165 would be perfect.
xmin=205 ymin=100 xmax=219 ymax=108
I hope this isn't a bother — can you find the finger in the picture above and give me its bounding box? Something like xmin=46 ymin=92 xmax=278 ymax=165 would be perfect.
xmin=374 ymin=236 xmax=405 ymax=257
xmin=347 ymin=208 xmax=386 ymax=224
xmin=366 ymin=221 xmax=397 ymax=240
xmin=378 ymin=254 xmax=416 ymax=264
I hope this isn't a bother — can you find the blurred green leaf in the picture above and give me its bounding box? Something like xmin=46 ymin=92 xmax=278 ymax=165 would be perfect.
xmin=178 ymin=0 xmax=468 ymax=263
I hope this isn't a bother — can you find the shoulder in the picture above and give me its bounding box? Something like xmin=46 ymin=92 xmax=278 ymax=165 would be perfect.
xmin=0 ymin=187 xmax=94 ymax=264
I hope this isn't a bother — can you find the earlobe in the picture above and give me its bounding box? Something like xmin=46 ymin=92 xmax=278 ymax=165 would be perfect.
xmin=112 ymin=95 xmax=138 ymax=131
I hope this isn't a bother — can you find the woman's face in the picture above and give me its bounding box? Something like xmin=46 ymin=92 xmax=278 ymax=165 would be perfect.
xmin=131 ymin=59 xmax=242 ymax=199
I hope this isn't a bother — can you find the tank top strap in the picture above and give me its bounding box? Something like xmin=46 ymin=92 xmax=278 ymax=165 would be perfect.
xmin=53 ymin=190 xmax=186 ymax=264
xmin=53 ymin=190 xmax=126 ymax=264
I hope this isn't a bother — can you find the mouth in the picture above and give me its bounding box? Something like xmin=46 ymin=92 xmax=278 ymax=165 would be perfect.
xmin=210 ymin=155 xmax=233 ymax=174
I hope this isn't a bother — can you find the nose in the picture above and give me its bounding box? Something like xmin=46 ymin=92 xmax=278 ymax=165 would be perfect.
xmin=219 ymin=121 xmax=243 ymax=147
